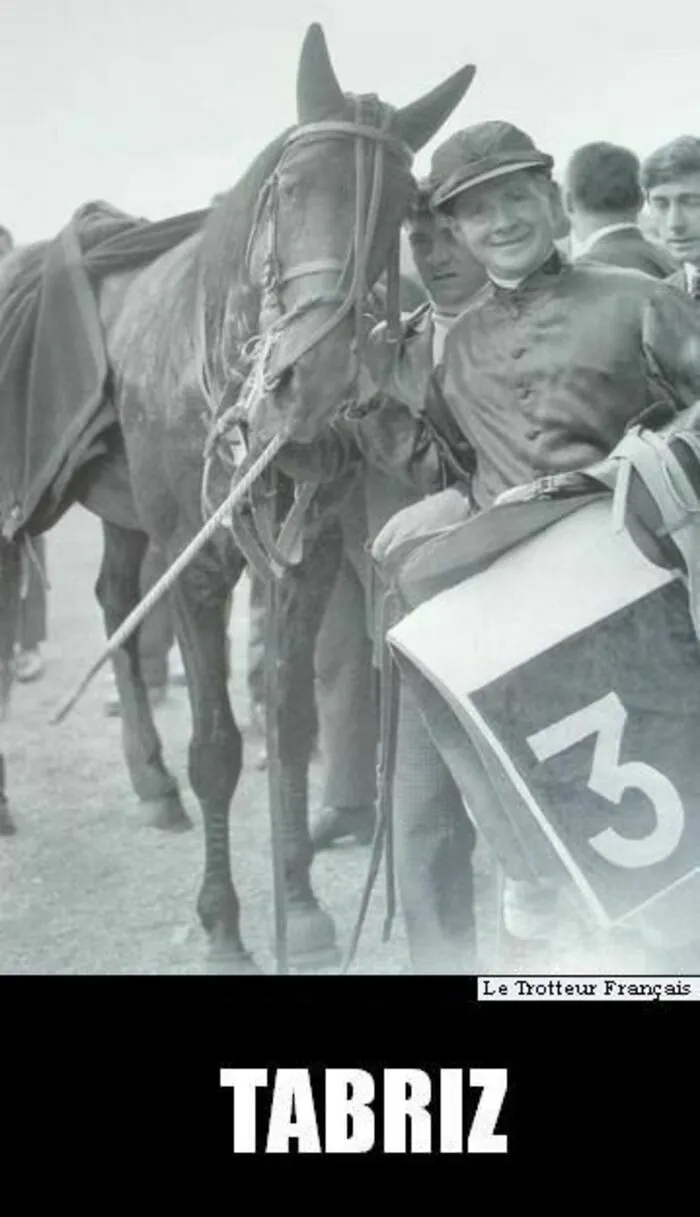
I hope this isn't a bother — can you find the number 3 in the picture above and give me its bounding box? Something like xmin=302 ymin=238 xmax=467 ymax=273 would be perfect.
xmin=526 ymin=692 xmax=684 ymax=869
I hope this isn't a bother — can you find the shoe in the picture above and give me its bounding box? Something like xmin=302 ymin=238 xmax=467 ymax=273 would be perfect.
xmin=310 ymin=805 xmax=375 ymax=851
xmin=13 ymin=648 xmax=44 ymax=682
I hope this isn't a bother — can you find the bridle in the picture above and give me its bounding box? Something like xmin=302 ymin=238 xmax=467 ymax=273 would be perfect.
xmin=243 ymin=96 xmax=414 ymax=390
xmin=199 ymin=95 xmax=415 ymax=580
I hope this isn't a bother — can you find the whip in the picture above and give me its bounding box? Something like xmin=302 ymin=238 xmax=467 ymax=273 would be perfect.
xmin=50 ymin=431 xmax=286 ymax=725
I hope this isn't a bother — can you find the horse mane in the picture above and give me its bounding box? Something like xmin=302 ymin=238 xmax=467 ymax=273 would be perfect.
xmin=194 ymin=126 xmax=294 ymax=373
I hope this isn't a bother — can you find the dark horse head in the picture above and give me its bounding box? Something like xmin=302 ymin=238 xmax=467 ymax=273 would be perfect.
xmin=197 ymin=23 xmax=476 ymax=449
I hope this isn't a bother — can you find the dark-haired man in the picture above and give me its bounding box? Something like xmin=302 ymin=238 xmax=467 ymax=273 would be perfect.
xmin=563 ymin=140 xmax=674 ymax=277
xmin=642 ymin=135 xmax=700 ymax=302
xmin=308 ymin=186 xmax=486 ymax=853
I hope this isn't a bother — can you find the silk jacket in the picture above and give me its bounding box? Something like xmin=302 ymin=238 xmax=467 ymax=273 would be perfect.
xmin=437 ymin=250 xmax=700 ymax=511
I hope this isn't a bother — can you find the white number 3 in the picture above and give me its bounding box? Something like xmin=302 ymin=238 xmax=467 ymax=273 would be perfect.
xmin=526 ymin=692 xmax=684 ymax=869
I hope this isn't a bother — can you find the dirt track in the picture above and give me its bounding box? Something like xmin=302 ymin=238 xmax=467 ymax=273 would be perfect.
xmin=0 ymin=505 xmax=417 ymax=975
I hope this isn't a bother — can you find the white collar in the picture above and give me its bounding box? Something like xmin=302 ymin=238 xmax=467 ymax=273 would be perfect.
xmin=489 ymin=272 xmax=526 ymax=289
xmin=430 ymin=305 xmax=461 ymax=363
xmin=571 ymin=222 xmax=639 ymax=259
xmin=684 ymin=262 xmax=700 ymax=292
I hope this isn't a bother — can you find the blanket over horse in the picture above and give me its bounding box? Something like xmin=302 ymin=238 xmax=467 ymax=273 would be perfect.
xmin=385 ymin=408 xmax=700 ymax=953
xmin=0 ymin=201 xmax=208 ymax=541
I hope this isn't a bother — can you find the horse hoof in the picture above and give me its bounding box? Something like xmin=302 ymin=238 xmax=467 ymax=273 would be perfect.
xmin=0 ymin=801 xmax=16 ymax=836
xmin=283 ymin=904 xmax=341 ymax=972
xmin=140 ymin=793 xmax=193 ymax=832
xmin=204 ymin=949 xmax=263 ymax=976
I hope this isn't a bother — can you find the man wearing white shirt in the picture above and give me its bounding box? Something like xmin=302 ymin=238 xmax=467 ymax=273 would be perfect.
xmin=563 ymin=141 xmax=674 ymax=277
xmin=641 ymin=136 xmax=700 ymax=304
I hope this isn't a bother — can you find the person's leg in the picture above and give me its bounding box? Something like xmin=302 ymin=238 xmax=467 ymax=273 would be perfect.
xmin=14 ymin=536 xmax=47 ymax=682
xmin=310 ymin=554 xmax=378 ymax=849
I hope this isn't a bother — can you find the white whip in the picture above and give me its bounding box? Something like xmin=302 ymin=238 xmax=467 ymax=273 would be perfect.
xmin=50 ymin=431 xmax=286 ymax=725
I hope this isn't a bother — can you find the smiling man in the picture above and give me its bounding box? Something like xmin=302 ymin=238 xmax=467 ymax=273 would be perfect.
xmin=641 ymin=135 xmax=700 ymax=301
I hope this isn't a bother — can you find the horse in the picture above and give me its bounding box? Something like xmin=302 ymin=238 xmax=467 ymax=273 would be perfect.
xmin=0 ymin=23 xmax=476 ymax=974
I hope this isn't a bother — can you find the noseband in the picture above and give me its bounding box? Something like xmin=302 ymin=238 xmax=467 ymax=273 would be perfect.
xmin=200 ymin=97 xmax=415 ymax=578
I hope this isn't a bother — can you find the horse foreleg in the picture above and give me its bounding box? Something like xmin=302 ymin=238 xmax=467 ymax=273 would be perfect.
xmin=273 ymin=517 xmax=344 ymax=970
xmin=95 ymin=521 xmax=191 ymax=831
xmin=168 ymin=550 xmax=259 ymax=975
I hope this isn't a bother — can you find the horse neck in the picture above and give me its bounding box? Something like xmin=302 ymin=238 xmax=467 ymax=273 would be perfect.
xmin=193 ymin=136 xmax=289 ymax=404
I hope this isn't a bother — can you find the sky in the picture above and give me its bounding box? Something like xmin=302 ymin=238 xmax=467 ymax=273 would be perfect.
xmin=1 ymin=0 xmax=699 ymax=242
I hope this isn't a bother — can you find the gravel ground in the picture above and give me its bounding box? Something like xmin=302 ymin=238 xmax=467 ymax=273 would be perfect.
xmin=0 ymin=505 xmax=436 ymax=976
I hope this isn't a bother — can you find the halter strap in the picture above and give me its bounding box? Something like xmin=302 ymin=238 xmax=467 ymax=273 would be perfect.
xmin=277 ymin=259 xmax=347 ymax=283
xmin=282 ymin=119 xmax=414 ymax=168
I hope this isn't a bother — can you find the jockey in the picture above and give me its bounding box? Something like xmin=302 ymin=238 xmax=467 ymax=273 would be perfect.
xmin=368 ymin=120 xmax=700 ymax=973
xmin=562 ymin=141 xmax=676 ymax=277
xmin=641 ymin=135 xmax=700 ymax=302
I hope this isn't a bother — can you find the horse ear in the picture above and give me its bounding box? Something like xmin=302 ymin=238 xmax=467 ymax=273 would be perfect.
xmin=296 ymin=23 xmax=345 ymax=122
xmin=393 ymin=64 xmax=477 ymax=152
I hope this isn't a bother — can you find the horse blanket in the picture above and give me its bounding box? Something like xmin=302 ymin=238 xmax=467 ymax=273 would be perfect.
xmin=387 ymin=428 xmax=700 ymax=951
xmin=0 ymin=202 xmax=208 ymax=540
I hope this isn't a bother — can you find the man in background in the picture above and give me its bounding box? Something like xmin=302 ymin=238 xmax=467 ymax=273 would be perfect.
xmin=563 ymin=141 xmax=675 ymax=277
xmin=641 ymin=135 xmax=700 ymax=303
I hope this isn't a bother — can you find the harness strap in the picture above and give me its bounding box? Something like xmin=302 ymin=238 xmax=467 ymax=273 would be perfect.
xmin=342 ymin=575 xmax=404 ymax=971
xmin=282 ymin=120 xmax=414 ymax=164
xmin=263 ymin=570 xmax=289 ymax=976
xmin=278 ymin=260 xmax=347 ymax=283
